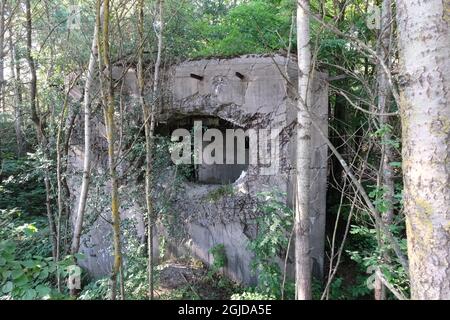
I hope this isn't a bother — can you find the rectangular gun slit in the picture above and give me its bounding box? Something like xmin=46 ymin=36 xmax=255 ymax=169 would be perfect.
xmin=235 ymin=72 xmax=245 ymax=80
xmin=190 ymin=73 xmax=204 ymax=81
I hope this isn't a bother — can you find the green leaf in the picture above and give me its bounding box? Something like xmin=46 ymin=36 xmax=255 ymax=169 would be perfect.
xmin=23 ymin=288 xmax=37 ymax=300
xmin=11 ymin=269 xmax=24 ymax=280
xmin=74 ymin=253 xmax=86 ymax=261
xmin=48 ymin=264 xmax=57 ymax=273
xmin=14 ymin=274 xmax=29 ymax=287
xmin=2 ymin=270 xmax=11 ymax=280
xmin=38 ymin=268 xmax=49 ymax=280
xmin=36 ymin=285 xmax=51 ymax=297
xmin=389 ymin=162 xmax=402 ymax=168
xmin=2 ymin=281 xmax=13 ymax=294
xmin=16 ymin=223 xmax=38 ymax=236
xmin=22 ymin=260 xmax=36 ymax=268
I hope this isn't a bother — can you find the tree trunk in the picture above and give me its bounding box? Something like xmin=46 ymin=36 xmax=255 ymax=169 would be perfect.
xmin=0 ymin=0 xmax=5 ymax=113
xmin=71 ymin=0 xmax=101 ymax=258
xmin=137 ymin=0 xmax=152 ymax=300
xmin=330 ymin=1 xmax=347 ymax=189
xmin=56 ymin=90 xmax=72 ymax=292
xmin=99 ymin=0 xmax=123 ymax=300
xmin=374 ymin=0 xmax=394 ymax=301
xmin=25 ymin=0 xmax=57 ymax=261
xmin=137 ymin=0 xmax=164 ymax=300
xmin=148 ymin=0 xmax=164 ymax=301
xmin=9 ymin=28 xmax=25 ymax=156
xmin=396 ymin=0 xmax=450 ymax=300
xmin=25 ymin=0 xmax=42 ymax=138
xmin=295 ymin=0 xmax=312 ymax=300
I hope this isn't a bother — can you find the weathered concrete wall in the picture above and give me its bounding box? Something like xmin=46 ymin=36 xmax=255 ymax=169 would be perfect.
xmin=68 ymin=54 xmax=328 ymax=285
xmin=287 ymin=71 xmax=329 ymax=276
xmin=162 ymin=55 xmax=328 ymax=282
xmin=164 ymin=55 xmax=292 ymax=127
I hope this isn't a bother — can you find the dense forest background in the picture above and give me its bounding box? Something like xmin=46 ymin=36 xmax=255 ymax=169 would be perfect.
xmin=0 ymin=0 xmax=449 ymax=300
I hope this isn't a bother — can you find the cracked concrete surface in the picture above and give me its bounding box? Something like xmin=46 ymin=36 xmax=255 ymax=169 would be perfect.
xmin=68 ymin=54 xmax=329 ymax=285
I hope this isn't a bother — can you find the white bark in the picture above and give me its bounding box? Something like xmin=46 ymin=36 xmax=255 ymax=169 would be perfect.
xmin=295 ymin=0 xmax=312 ymax=300
xmin=396 ymin=0 xmax=450 ymax=299
xmin=143 ymin=0 xmax=164 ymax=300
xmin=375 ymin=0 xmax=394 ymax=301
xmin=0 ymin=0 xmax=5 ymax=113
xmin=71 ymin=5 xmax=101 ymax=255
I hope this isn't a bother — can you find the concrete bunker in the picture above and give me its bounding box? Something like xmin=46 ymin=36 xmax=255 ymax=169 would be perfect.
xmin=68 ymin=54 xmax=329 ymax=285
xmin=156 ymin=115 xmax=250 ymax=185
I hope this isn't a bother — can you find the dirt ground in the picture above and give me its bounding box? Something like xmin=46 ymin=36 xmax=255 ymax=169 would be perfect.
xmin=155 ymin=259 xmax=241 ymax=300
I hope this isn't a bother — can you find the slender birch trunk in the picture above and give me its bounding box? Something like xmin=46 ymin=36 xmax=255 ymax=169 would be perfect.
xmin=25 ymin=0 xmax=57 ymax=261
xmin=137 ymin=0 xmax=152 ymax=300
xmin=99 ymin=0 xmax=123 ymax=300
xmin=0 ymin=0 xmax=5 ymax=113
xmin=56 ymin=91 xmax=72 ymax=292
xmin=374 ymin=0 xmax=394 ymax=301
xmin=295 ymin=0 xmax=312 ymax=300
xmin=137 ymin=0 xmax=164 ymax=300
xmin=71 ymin=0 xmax=102 ymax=257
xmin=396 ymin=0 xmax=450 ymax=299
xmin=149 ymin=0 xmax=164 ymax=300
